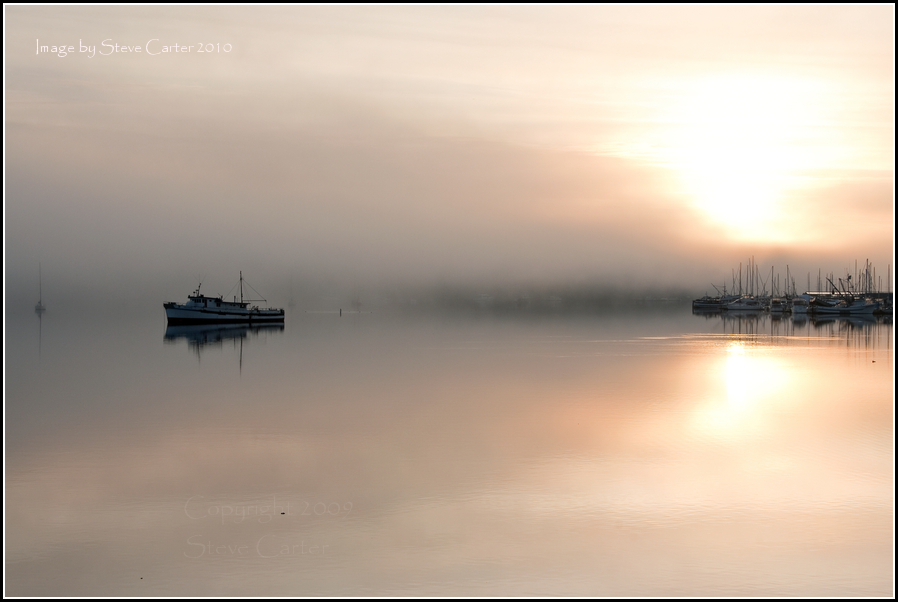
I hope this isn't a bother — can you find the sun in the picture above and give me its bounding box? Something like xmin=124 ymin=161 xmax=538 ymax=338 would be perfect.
xmin=666 ymin=74 xmax=829 ymax=242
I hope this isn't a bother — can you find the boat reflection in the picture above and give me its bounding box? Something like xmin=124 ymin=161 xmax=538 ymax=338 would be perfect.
xmin=164 ymin=323 xmax=284 ymax=368
xmin=718 ymin=309 xmax=764 ymax=336
xmin=693 ymin=308 xmax=889 ymax=326
xmin=690 ymin=307 xmax=723 ymax=319
xmin=165 ymin=322 xmax=284 ymax=346
xmin=692 ymin=307 xmax=892 ymax=348
xmin=809 ymin=314 xmax=876 ymax=328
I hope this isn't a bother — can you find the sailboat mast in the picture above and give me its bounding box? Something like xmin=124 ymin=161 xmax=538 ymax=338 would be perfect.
xmin=240 ymin=271 xmax=244 ymax=304
xmin=34 ymin=262 xmax=47 ymax=313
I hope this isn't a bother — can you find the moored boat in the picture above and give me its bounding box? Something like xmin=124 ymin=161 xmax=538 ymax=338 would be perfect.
xmin=810 ymin=297 xmax=880 ymax=315
xmin=725 ymin=296 xmax=764 ymax=311
xmin=769 ymin=297 xmax=788 ymax=313
xmin=791 ymin=296 xmax=811 ymax=314
xmin=164 ymin=272 xmax=284 ymax=325
xmin=692 ymin=295 xmax=724 ymax=309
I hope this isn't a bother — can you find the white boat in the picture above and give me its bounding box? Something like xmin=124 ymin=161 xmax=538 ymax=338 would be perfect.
xmin=692 ymin=294 xmax=740 ymax=310
xmin=724 ymin=296 xmax=764 ymax=311
xmin=692 ymin=284 xmax=739 ymax=310
xmin=791 ymin=296 xmax=810 ymax=314
xmin=164 ymin=272 xmax=285 ymax=325
xmin=769 ymin=297 xmax=788 ymax=313
xmin=811 ymin=297 xmax=880 ymax=315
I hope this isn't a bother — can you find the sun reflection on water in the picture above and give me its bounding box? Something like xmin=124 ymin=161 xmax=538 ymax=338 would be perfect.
xmin=725 ymin=340 xmax=750 ymax=409
xmin=699 ymin=339 xmax=790 ymax=432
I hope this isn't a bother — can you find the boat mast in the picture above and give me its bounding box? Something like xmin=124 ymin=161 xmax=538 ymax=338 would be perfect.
xmin=240 ymin=271 xmax=243 ymax=304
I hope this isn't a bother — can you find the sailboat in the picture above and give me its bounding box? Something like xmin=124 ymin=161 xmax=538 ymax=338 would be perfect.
xmin=34 ymin=263 xmax=46 ymax=313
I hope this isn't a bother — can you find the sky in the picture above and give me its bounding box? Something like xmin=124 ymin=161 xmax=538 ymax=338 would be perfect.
xmin=4 ymin=5 xmax=895 ymax=307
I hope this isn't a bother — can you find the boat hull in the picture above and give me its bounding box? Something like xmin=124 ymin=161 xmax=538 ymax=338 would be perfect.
xmin=811 ymin=303 xmax=879 ymax=316
xmin=725 ymin=298 xmax=764 ymax=311
xmin=164 ymin=303 xmax=284 ymax=325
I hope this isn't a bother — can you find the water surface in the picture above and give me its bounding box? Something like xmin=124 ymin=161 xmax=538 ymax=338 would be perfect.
xmin=5 ymin=304 xmax=893 ymax=596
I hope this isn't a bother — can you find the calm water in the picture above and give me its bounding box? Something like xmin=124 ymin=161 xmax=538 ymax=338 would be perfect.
xmin=5 ymin=303 xmax=894 ymax=596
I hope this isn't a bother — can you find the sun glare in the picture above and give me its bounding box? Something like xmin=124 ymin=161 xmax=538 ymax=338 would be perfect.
xmin=697 ymin=340 xmax=791 ymax=433
xmin=725 ymin=341 xmax=751 ymax=409
xmin=667 ymin=74 xmax=829 ymax=242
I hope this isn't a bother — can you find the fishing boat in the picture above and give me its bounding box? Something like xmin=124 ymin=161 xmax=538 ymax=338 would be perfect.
xmin=164 ymin=272 xmax=285 ymax=325
xmin=810 ymin=297 xmax=880 ymax=315
xmin=806 ymin=276 xmax=883 ymax=316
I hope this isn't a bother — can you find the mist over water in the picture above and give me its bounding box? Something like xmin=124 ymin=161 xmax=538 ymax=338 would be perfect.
xmin=5 ymin=7 xmax=893 ymax=306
